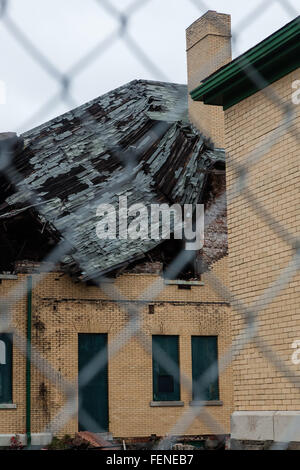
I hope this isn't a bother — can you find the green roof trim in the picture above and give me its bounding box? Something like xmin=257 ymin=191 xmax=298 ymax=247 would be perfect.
xmin=190 ymin=16 xmax=300 ymax=110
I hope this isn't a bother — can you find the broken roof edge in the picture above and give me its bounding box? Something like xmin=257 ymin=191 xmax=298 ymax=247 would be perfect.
xmin=0 ymin=78 xmax=227 ymax=281
xmin=21 ymin=79 xmax=188 ymax=138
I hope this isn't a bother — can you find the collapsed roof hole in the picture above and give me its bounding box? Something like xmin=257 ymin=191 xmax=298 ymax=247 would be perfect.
xmin=0 ymin=173 xmax=15 ymax=201
xmin=202 ymin=163 xmax=226 ymax=209
xmin=0 ymin=211 xmax=58 ymax=273
xmin=121 ymin=238 xmax=201 ymax=281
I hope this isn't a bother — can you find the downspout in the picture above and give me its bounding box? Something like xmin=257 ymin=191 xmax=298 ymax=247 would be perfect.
xmin=26 ymin=275 xmax=32 ymax=448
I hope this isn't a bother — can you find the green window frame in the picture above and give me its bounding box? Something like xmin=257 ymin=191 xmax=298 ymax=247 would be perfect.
xmin=152 ymin=335 xmax=180 ymax=402
xmin=191 ymin=336 xmax=219 ymax=401
xmin=0 ymin=334 xmax=13 ymax=403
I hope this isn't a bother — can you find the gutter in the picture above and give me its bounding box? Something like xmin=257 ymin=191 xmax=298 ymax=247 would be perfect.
xmin=26 ymin=275 xmax=32 ymax=448
xmin=190 ymin=16 xmax=300 ymax=108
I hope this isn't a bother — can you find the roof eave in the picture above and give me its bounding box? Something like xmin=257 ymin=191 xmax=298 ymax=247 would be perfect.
xmin=190 ymin=16 xmax=300 ymax=110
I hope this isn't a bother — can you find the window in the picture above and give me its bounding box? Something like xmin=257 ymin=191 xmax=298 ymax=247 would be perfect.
xmin=191 ymin=336 xmax=219 ymax=401
xmin=152 ymin=335 xmax=180 ymax=401
xmin=0 ymin=334 xmax=12 ymax=403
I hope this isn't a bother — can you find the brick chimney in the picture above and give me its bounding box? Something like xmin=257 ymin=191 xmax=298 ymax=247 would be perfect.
xmin=186 ymin=11 xmax=232 ymax=148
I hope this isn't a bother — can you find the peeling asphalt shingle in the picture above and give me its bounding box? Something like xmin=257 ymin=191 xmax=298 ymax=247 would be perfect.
xmin=0 ymin=80 xmax=226 ymax=280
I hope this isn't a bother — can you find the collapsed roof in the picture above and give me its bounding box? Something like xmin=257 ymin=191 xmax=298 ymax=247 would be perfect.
xmin=0 ymin=80 xmax=227 ymax=280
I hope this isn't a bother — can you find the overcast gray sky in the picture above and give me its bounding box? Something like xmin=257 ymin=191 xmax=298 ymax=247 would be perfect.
xmin=0 ymin=0 xmax=299 ymax=133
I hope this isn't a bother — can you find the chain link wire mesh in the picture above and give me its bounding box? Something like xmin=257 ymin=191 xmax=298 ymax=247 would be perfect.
xmin=0 ymin=0 xmax=299 ymax=450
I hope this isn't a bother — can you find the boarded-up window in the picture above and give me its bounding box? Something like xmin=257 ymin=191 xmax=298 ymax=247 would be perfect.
xmin=152 ymin=335 xmax=180 ymax=401
xmin=191 ymin=336 xmax=219 ymax=401
xmin=0 ymin=334 xmax=12 ymax=403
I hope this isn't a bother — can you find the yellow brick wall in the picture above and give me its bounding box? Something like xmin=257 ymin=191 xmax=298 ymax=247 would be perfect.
xmin=0 ymin=255 xmax=233 ymax=438
xmin=0 ymin=281 xmax=27 ymax=436
xmin=225 ymin=70 xmax=300 ymax=411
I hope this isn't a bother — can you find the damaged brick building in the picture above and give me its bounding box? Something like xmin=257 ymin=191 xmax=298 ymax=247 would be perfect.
xmin=0 ymin=13 xmax=233 ymax=446
xmin=192 ymin=13 xmax=300 ymax=449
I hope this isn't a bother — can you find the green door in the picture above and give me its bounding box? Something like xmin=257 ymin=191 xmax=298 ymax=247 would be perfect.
xmin=78 ymin=334 xmax=108 ymax=432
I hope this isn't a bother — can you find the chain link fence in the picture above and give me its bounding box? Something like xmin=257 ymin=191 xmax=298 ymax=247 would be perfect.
xmin=0 ymin=0 xmax=299 ymax=450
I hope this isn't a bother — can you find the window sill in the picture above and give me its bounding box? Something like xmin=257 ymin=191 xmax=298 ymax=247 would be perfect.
xmin=0 ymin=274 xmax=18 ymax=280
xmin=150 ymin=401 xmax=184 ymax=407
xmin=0 ymin=403 xmax=17 ymax=409
xmin=189 ymin=400 xmax=223 ymax=407
xmin=164 ymin=280 xmax=204 ymax=286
